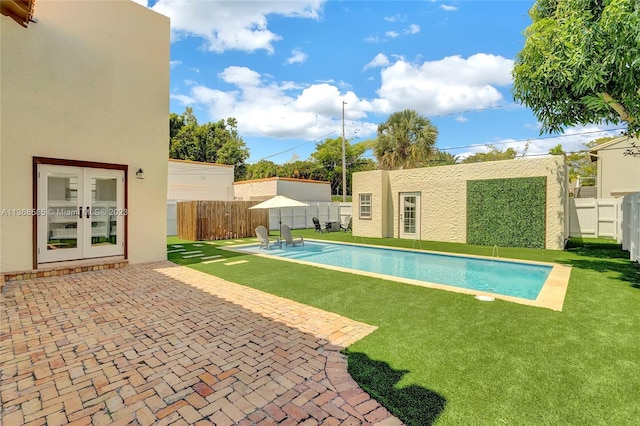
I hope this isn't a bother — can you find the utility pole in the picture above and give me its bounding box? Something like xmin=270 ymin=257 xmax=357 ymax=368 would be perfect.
xmin=341 ymin=100 xmax=347 ymax=202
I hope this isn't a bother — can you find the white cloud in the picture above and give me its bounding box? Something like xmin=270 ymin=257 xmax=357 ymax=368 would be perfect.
xmin=405 ymin=24 xmax=420 ymax=35
xmin=286 ymin=48 xmax=309 ymax=65
xmin=170 ymin=60 xmax=182 ymax=69
xmin=455 ymin=116 xmax=468 ymax=123
xmin=169 ymin=54 xmax=517 ymax=146
xmin=172 ymin=66 xmax=377 ymax=143
xmin=184 ymin=79 xmax=197 ymax=86
xmin=151 ymin=0 xmax=324 ymax=53
xmin=170 ymin=93 xmax=195 ymax=105
xmin=374 ymin=53 xmax=514 ymax=116
xmin=364 ymin=35 xmax=385 ymax=43
xmin=441 ymin=5 xmax=458 ymax=12
xmin=369 ymin=24 xmax=420 ymax=43
xmin=219 ymin=66 xmax=261 ymax=87
xmin=453 ymin=125 xmax=623 ymax=159
xmin=384 ymin=14 xmax=404 ymax=22
xmin=364 ymin=53 xmax=390 ymax=70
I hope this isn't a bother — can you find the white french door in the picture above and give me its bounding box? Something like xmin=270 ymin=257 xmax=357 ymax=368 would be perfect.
xmin=37 ymin=164 xmax=125 ymax=264
xmin=399 ymin=193 xmax=421 ymax=239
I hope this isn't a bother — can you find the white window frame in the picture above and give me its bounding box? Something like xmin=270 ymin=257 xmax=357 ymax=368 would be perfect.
xmin=359 ymin=193 xmax=372 ymax=219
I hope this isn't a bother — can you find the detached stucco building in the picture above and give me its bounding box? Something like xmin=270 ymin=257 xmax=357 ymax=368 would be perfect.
xmin=1 ymin=1 xmax=169 ymax=277
xmin=168 ymin=159 xmax=235 ymax=201
xmin=352 ymin=156 xmax=568 ymax=250
xmin=234 ymin=177 xmax=331 ymax=202
xmin=589 ymin=136 xmax=640 ymax=198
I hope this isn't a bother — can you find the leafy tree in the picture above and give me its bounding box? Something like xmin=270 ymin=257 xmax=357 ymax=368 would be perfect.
xmin=548 ymin=144 xmax=565 ymax=156
xmin=169 ymin=109 xmax=250 ymax=180
xmin=169 ymin=112 xmax=185 ymax=140
xmin=425 ymin=149 xmax=459 ymax=167
xmin=243 ymin=160 xmax=278 ymax=180
xmin=373 ymin=109 xmax=438 ymax=170
xmin=461 ymin=145 xmax=518 ymax=163
xmin=512 ymin=0 xmax=640 ymax=146
xmin=310 ymin=137 xmax=371 ymax=196
xmin=548 ymin=136 xmax=617 ymax=185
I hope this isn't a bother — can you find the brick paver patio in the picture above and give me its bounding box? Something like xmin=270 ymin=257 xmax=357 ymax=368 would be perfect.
xmin=1 ymin=261 xmax=402 ymax=425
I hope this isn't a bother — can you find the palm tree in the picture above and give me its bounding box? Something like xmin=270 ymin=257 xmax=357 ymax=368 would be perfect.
xmin=373 ymin=109 xmax=438 ymax=170
xmin=424 ymin=149 xmax=459 ymax=167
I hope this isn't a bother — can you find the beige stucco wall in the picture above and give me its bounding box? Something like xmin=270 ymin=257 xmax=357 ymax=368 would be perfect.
xmin=0 ymin=1 xmax=170 ymax=272
xmin=233 ymin=177 xmax=331 ymax=202
xmin=234 ymin=179 xmax=278 ymax=201
xmin=352 ymin=156 xmax=568 ymax=249
xmin=168 ymin=160 xmax=234 ymax=201
xmin=276 ymin=179 xmax=331 ymax=202
xmin=352 ymin=170 xmax=391 ymax=238
xmin=594 ymin=138 xmax=640 ymax=198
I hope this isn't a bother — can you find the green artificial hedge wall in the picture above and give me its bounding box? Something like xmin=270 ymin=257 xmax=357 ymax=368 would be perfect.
xmin=467 ymin=177 xmax=546 ymax=248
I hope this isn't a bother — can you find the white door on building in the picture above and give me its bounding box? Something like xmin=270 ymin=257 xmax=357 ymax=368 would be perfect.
xmin=399 ymin=193 xmax=420 ymax=239
xmin=37 ymin=164 xmax=125 ymax=264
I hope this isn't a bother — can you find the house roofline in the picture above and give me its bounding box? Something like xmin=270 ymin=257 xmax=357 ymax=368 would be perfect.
xmin=588 ymin=135 xmax=635 ymax=161
xmin=234 ymin=177 xmax=330 ymax=185
xmin=168 ymin=158 xmax=234 ymax=168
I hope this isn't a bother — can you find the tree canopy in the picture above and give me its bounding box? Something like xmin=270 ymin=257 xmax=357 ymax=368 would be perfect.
xmin=239 ymin=137 xmax=375 ymax=196
xmin=309 ymin=137 xmax=374 ymax=196
xmin=373 ymin=109 xmax=438 ymax=170
xmin=425 ymin=149 xmax=459 ymax=167
xmin=512 ymin=0 xmax=640 ymax=143
xmin=169 ymin=108 xmax=250 ymax=180
xmin=461 ymin=145 xmax=518 ymax=164
xmin=547 ymin=136 xmax=617 ymax=184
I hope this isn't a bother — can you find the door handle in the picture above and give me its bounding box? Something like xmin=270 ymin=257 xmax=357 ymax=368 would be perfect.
xmin=79 ymin=206 xmax=83 ymax=218
xmin=86 ymin=207 xmax=90 ymax=219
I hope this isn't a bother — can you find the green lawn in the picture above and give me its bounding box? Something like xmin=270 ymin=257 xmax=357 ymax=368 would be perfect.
xmin=167 ymin=232 xmax=640 ymax=425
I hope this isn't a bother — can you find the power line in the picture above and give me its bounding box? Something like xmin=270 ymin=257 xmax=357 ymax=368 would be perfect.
xmin=256 ymin=130 xmax=338 ymax=162
xmin=437 ymin=127 xmax=626 ymax=152
xmin=359 ymin=127 xmax=627 ymax=162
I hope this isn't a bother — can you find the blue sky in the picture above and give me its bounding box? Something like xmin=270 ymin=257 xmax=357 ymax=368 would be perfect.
xmin=138 ymin=0 xmax=624 ymax=163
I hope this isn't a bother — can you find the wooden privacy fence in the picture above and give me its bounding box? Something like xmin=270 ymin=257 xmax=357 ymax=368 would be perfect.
xmin=177 ymin=201 xmax=268 ymax=241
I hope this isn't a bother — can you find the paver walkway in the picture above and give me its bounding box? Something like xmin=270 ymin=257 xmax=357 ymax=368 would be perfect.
xmin=1 ymin=262 xmax=402 ymax=425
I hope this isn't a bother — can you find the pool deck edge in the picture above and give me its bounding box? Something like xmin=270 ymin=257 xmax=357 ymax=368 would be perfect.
xmin=224 ymin=240 xmax=572 ymax=311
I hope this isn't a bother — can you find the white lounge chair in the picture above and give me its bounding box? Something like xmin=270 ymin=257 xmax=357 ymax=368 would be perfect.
xmin=281 ymin=224 xmax=304 ymax=246
xmin=340 ymin=215 xmax=352 ymax=232
xmin=255 ymin=225 xmax=271 ymax=250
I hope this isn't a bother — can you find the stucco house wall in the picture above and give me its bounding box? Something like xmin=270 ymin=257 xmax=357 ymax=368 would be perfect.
xmin=352 ymin=156 xmax=568 ymax=249
xmin=234 ymin=177 xmax=331 ymax=202
xmin=168 ymin=159 xmax=234 ymax=201
xmin=352 ymin=170 xmax=391 ymax=238
xmin=0 ymin=1 xmax=170 ymax=273
xmin=589 ymin=137 xmax=640 ymax=198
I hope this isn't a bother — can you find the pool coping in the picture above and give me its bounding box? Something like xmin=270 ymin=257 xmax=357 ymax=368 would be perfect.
xmin=225 ymin=239 xmax=572 ymax=312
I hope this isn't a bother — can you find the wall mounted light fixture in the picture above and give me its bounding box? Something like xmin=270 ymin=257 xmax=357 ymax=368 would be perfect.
xmin=136 ymin=168 xmax=145 ymax=179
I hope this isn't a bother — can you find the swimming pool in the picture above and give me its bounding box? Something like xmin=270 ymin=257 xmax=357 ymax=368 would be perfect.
xmin=234 ymin=241 xmax=554 ymax=300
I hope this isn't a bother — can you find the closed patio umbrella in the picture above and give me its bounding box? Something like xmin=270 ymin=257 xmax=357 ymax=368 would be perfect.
xmin=249 ymin=195 xmax=309 ymax=241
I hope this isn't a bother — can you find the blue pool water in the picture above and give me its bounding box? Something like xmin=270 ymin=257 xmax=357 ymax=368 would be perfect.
xmin=236 ymin=241 xmax=552 ymax=300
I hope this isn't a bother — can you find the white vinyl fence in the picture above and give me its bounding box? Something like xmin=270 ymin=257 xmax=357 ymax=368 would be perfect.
xmin=621 ymin=192 xmax=640 ymax=263
xmin=265 ymin=202 xmax=351 ymax=231
xmin=569 ymin=198 xmax=622 ymax=240
xmin=167 ymin=201 xmax=177 ymax=236
xmin=167 ymin=201 xmax=351 ymax=235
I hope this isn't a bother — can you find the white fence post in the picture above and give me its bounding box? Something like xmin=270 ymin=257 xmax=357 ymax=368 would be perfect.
xmin=622 ymin=193 xmax=640 ymax=262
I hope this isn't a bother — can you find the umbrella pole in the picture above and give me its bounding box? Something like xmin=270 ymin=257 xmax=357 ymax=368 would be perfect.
xmin=279 ymin=209 xmax=282 ymax=247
